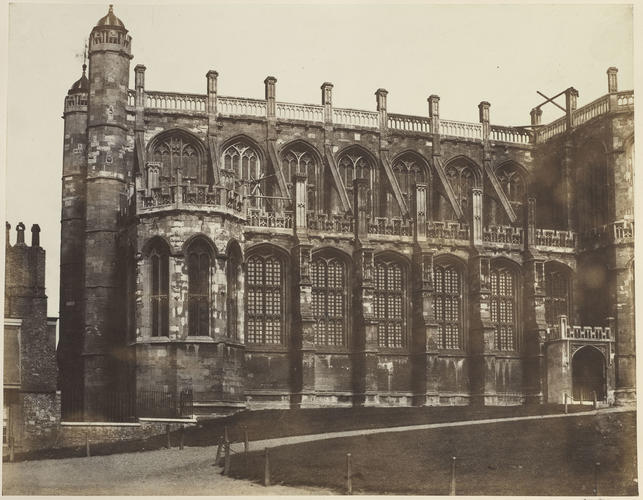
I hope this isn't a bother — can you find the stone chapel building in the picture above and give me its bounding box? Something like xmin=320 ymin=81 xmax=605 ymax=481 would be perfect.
xmin=57 ymin=6 xmax=635 ymax=420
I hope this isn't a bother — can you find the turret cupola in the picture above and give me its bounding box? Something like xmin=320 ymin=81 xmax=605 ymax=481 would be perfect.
xmin=64 ymin=64 xmax=89 ymax=113
xmin=89 ymin=5 xmax=131 ymax=58
xmin=69 ymin=64 xmax=89 ymax=94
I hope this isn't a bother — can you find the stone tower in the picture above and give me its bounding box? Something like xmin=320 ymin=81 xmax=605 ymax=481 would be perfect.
xmin=57 ymin=61 xmax=88 ymax=414
xmin=83 ymin=5 xmax=132 ymax=417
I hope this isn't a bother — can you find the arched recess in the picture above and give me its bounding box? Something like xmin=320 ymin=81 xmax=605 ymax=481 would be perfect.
xmin=438 ymin=156 xmax=481 ymax=221
xmin=226 ymin=240 xmax=243 ymax=342
xmin=142 ymin=236 xmax=172 ymax=338
xmin=572 ymin=345 xmax=606 ymax=401
xmin=373 ymin=251 xmax=412 ymax=349
xmin=147 ymin=129 xmax=209 ymax=187
xmin=544 ymin=261 xmax=573 ymax=326
xmin=575 ymin=139 xmax=609 ymax=232
xmin=245 ymin=243 xmax=290 ymax=346
xmin=184 ymin=236 xmax=216 ymax=337
xmin=311 ymin=247 xmax=353 ymax=348
xmin=432 ymin=254 xmax=467 ymax=350
xmin=488 ymin=161 xmax=528 ymax=226
xmin=489 ymin=257 xmax=522 ymax=352
xmin=279 ymin=140 xmax=324 ymax=212
xmin=220 ymin=136 xmax=268 ymax=208
xmin=335 ymin=145 xmax=378 ymax=214
xmin=384 ymin=151 xmax=431 ymax=218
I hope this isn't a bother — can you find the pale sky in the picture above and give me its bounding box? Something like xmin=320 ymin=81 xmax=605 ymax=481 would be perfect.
xmin=3 ymin=2 xmax=635 ymax=317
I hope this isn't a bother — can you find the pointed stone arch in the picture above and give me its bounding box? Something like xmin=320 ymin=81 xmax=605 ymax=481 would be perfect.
xmin=147 ymin=128 xmax=210 ymax=186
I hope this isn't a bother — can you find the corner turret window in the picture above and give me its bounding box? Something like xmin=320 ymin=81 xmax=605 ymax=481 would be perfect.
xmin=246 ymin=253 xmax=285 ymax=345
xmin=149 ymin=245 xmax=169 ymax=337
xmin=187 ymin=240 xmax=211 ymax=337
xmin=433 ymin=261 xmax=464 ymax=350
xmin=374 ymin=257 xmax=408 ymax=348
xmin=312 ymin=255 xmax=348 ymax=347
xmin=490 ymin=264 xmax=519 ymax=351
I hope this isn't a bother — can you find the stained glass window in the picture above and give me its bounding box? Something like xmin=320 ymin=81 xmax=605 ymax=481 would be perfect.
xmin=312 ymin=257 xmax=347 ymax=346
xmin=490 ymin=266 xmax=517 ymax=351
xmin=247 ymin=255 xmax=284 ymax=345
xmin=433 ymin=263 xmax=462 ymax=349
xmin=373 ymin=260 xmax=406 ymax=348
xmin=187 ymin=240 xmax=210 ymax=337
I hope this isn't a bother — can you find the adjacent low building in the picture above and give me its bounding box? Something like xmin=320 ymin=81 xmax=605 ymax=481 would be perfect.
xmin=57 ymin=6 xmax=635 ymax=420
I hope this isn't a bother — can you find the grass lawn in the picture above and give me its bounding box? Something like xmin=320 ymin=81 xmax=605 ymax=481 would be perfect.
xmin=229 ymin=411 xmax=638 ymax=496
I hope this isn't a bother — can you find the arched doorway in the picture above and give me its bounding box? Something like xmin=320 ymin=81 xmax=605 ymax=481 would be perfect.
xmin=572 ymin=346 xmax=606 ymax=402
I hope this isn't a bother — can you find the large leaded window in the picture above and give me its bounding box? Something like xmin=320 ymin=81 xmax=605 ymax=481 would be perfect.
xmin=374 ymin=259 xmax=406 ymax=348
xmin=490 ymin=265 xmax=517 ymax=351
xmin=149 ymin=132 xmax=206 ymax=185
xmin=247 ymin=254 xmax=284 ymax=345
xmin=496 ymin=163 xmax=525 ymax=224
xmin=150 ymin=246 xmax=169 ymax=337
xmin=312 ymin=257 xmax=347 ymax=346
xmin=433 ymin=263 xmax=463 ymax=349
xmin=545 ymin=265 xmax=571 ymax=326
xmin=187 ymin=240 xmax=211 ymax=336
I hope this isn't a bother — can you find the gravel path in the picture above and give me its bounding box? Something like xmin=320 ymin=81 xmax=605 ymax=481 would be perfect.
xmin=2 ymin=405 xmax=632 ymax=495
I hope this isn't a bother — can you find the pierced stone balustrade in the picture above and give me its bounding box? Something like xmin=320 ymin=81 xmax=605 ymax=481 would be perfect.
xmin=145 ymin=91 xmax=207 ymax=112
xmin=490 ymin=125 xmax=531 ymax=144
xmin=307 ymin=212 xmax=354 ymax=233
xmin=246 ymin=209 xmax=293 ymax=229
xmin=368 ymin=217 xmax=412 ymax=237
xmin=140 ymin=187 xmax=175 ymax=208
xmin=535 ymin=228 xmax=577 ymax=248
xmin=616 ymin=91 xmax=634 ymax=108
xmin=535 ymin=116 xmax=567 ymax=143
xmin=426 ymin=221 xmax=470 ymax=241
xmin=276 ymin=102 xmax=324 ymax=122
xmin=572 ymin=95 xmax=609 ymax=126
xmin=579 ymin=220 xmax=634 ymax=248
xmin=218 ymin=96 xmax=267 ymax=118
xmin=483 ymin=225 xmax=523 ymax=245
xmin=388 ymin=114 xmax=432 ymax=133
xmin=332 ymin=108 xmax=379 ymax=128
xmin=440 ymin=120 xmax=483 ymax=140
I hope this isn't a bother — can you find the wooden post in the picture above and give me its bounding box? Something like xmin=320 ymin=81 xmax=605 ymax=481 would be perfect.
xmin=346 ymin=453 xmax=353 ymax=495
xmin=450 ymin=456 xmax=456 ymax=495
xmin=244 ymin=427 xmax=249 ymax=453
xmin=9 ymin=436 xmax=14 ymax=463
xmin=264 ymin=448 xmax=271 ymax=486
xmin=166 ymin=424 xmax=171 ymax=449
xmin=593 ymin=461 xmax=600 ymax=495
xmin=593 ymin=391 xmax=598 ymax=410
xmin=224 ymin=425 xmax=229 ymax=443
xmin=85 ymin=433 xmax=90 ymax=457
xmin=215 ymin=437 xmax=223 ymax=465
xmin=564 ymin=393 xmax=568 ymax=414
xmin=179 ymin=424 xmax=185 ymax=450
xmin=224 ymin=442 xmax=231 ymax=475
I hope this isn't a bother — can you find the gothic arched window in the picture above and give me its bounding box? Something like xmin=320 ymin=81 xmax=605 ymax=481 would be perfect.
xmin=221 ymin=142 xmax=264 ymax=206
xmin=490 ymin=264 xmax=518 ymax=351
xmin=433 ymin=261 xmax=464 ymax=349
xmin=280 ymin=145 xmax=321 ymax=211
xmin=496 ymin=163 xmax=525 ymax=224
xmin=374 ymin=257 xmax=407 ymax=348
xmin=390 ymin=154 xmax=428 ymax=217
xmin=312 ymin=256 xmax=347 ymax=346
xmin=247 ymin=253 xmax=285 ymax=345
xmin=149 ymin=132 xmax=206 ymax=185
xmin=445 ymin=159 xmax=477 ymax=218
xmin=187 ymin=240 xmax=211 ymax=337
xmin=148 ymin=243 xmax=169 ymax=338
xmin=338 ymin=149 xmax=373 ymax=201
xmin=545 ymin=263 xmax=571 ymax=326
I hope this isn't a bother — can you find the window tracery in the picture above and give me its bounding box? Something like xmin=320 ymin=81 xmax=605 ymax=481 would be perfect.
xmin=391 ymin=154 xmax=427 ymax=217
xmin=311 ymin=256 xmax=347 ymax=346
xmin=445 ymin=161 xmax=476 ymax=216
xmin=374 ymin=258 xmax=407 ymax=348
xmin=187 ymin=240 xmax=211 ymax=337
xmin=149 ymin=244 xmax=169 ymax=338
xmin=433 ymin=262 xmax=463 ymax=349
xmin=280 ymin=146 xmax=320 ymax=211
xmin=496 ymin=163 xmax=525 ymax=224
xmin=247 ymin=254 xmax=285 ymax=345
xmin=149 ymin=133 xmax=206 ymax=185
xmin=490 ymin=264 xmax=518 ymax=351
xmin=545 ymin=266 xmax=571 ymax=326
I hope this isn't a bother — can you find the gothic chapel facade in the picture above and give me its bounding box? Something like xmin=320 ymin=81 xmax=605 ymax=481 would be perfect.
xmin=58 ymin=6 xmax=635 ymax=419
